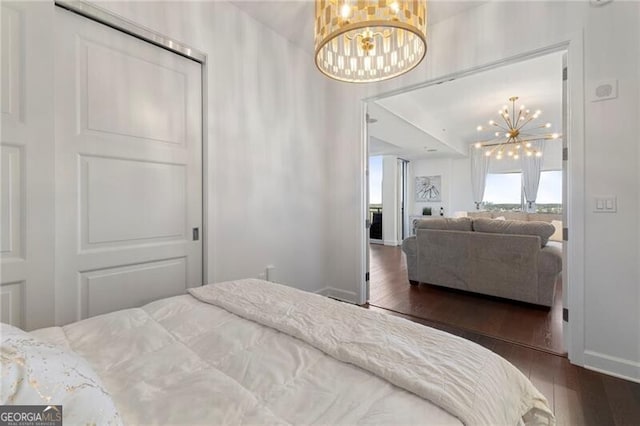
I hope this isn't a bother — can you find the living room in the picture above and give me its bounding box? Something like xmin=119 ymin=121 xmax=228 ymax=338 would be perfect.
xmin=367 ymin=49 xmax=566 ymax=354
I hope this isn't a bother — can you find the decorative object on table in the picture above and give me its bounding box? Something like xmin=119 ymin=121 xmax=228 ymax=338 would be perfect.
xmin=314 ymin=0 xmax=427 ymax=83
xmin=473 ymin=96 xmax=561 ymax=160
xmin=439 ymin=207 xmax=444 ymax=216
xmin=415 ymin=175 xmax=441 ymax=202
xmin=422 ymin=207 xmax=432 ymax=216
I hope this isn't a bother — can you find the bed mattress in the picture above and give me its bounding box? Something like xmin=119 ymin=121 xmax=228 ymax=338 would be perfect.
xmin=30 ymin=279 xmax=553 ymax=425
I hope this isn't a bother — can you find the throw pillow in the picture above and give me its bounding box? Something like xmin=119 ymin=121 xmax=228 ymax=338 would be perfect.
xmin=550 ymin=220 xmax=563 ymax=242
xmin=472 ymin=218 xmax=555 ymax=247
xmin=1 ymin=323 xmax=122 ymax=425
xmin=415 ymin=217 xmax=473 ymax=231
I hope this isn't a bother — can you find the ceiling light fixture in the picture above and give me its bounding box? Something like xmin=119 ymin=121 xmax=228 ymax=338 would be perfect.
xmin=314 ymin=0 xmax=427 ymax=83
xmin=474 ymin=96 xmax=561 ymax=160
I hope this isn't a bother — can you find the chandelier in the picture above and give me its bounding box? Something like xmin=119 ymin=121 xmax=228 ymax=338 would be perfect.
xmin=314 ymin=0 xmax=427 ymax=83
xmin=474 ymin=96 xmax=560 ymax=160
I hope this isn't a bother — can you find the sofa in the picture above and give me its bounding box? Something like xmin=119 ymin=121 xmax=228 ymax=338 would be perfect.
xmin=401 ymin=217 xmax=562 ymax=307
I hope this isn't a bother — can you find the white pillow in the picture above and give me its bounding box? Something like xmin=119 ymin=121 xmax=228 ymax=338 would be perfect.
xmin=550 ymin=220 xmax=563 ymax=242
xmin=494 ymin=216 xmax=506 ymax=220
xmin=1 ymin=323 xmax=122 ymax=425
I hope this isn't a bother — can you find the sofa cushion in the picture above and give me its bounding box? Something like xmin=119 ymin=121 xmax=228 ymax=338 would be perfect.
xmin=467 ymin=211 xmax=493 ymax=219
xmin=472 ymin=218 xmax=555 ymax=247
xmin=415 ymin=217 xmax=473 ymax=231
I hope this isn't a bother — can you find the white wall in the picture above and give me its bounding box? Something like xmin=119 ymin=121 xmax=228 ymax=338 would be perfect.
xmin=408 ymin=156 xmax=475 ymax=217
xmin=81 ymin=1 xmax=331 ymax=295
xmin=409 ymin=158 xmax=450 ymax=216
xmin=326 ymin=1 xmax=640 ymax=381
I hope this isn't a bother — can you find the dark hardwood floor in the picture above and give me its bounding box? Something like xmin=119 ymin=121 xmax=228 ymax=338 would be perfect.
xmin=366 ymin=305 xmax=640 ymax=425
xmin=369 ymin=244 xmax=565 ymax=355
xmin=366 ymin=244 xmax=640 ymax=425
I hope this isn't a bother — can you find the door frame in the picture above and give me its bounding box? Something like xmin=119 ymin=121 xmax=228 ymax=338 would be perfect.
xmin=358 ymin=38 xmax=586 ymax=366
xmin=54 ymin=0 xmax=211 ymax=286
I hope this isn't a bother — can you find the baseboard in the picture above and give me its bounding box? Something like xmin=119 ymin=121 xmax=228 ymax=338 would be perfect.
xmin=383 ymin=240 xmax=399 ymax=246
xmin=315 ymin=287 xmax=358 ymax=304
xmin=583 ymin=350 xmax=640 ymax=383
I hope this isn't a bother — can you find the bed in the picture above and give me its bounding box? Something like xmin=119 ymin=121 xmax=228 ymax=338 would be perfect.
xmin=2 ymin=279 xmax=554 ymax=425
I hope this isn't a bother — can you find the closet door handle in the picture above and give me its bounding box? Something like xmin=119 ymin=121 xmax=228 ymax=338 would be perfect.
xmin=192 ymin=227 xmax=199 ymax=241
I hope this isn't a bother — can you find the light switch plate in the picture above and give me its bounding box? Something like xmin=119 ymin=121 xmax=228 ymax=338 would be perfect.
xmin=593 ymin=196 xmax=617 ymax=213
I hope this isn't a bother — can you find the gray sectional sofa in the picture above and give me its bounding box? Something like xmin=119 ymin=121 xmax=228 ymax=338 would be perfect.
xmin=401 ymin=217 xmax=562 ymax=307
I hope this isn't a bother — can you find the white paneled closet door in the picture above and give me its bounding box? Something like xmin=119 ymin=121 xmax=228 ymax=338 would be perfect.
xmin=54 ymin=8 xmax=203 ymax=325
xmin=1 ymin=2 xmax=55 ymax=330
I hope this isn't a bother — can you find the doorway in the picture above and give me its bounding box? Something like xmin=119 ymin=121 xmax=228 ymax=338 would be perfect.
xmin=364 ymin=50 xmax=568 ymax=355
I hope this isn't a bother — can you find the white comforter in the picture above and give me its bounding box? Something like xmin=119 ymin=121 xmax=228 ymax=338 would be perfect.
xmin=32 ymin=279 xmax=554 ymax=425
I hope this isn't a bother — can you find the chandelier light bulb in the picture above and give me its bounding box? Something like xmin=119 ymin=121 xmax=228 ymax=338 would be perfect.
xmin=552 ymin=133 xmax=559 ymax=139
xmin=545 ymin=123 xmax=551 ymax=128
xmin=389 ymin=1 xmax=400 ymax=13
xmin=477 ymin=125 xmax=483 ymax=131
xmin=474 ymin=142 xmax=482 ymax=148
xmin=526 ymin=142 xmax=532 ymax=148
xmin=526 ymin=151 xmax=533 ymax=157
xmin=535 ymin=152 xmax=543 ymax=157
xmin=340 ymin=3 xmax=351 ymax=18
xmin=489 ymin=120 xmax=495 ymax=125
xmin=485 ymin=151 xmax=491 ymax=157
xmin=514 ymin=154 xmax=520 ymax=159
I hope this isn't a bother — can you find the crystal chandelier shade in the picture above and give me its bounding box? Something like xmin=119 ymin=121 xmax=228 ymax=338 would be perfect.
xmin=314 ymin=0 xmax=427 ymax=83
xmin=474 ymin=96 xmax=561 ymax=160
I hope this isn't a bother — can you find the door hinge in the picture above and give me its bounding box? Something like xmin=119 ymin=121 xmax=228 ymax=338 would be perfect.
xmin=563 ymin=67 xmax=568 ymax=81
xmin=562 ymin=147 xmax=568 ymax=161
xmin=365 ymin=272 xmax=370 ymax=282
xmin=192 ymin=227 xmax=200 ymax=241
xmin=563 ymin=308 xmax=569 ymax=322
xmin=365 ymin=219 xmax=371 ymax=229
xmin=563 ymin=227 xmax=568 ymax=241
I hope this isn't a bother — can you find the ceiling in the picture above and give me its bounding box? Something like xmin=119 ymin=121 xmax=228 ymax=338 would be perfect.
xmin=369 ymin=51 xmax=564 ymax=159
xmin=230 ymin=1 xmax=488 ymax=55
xmin=228 ymin=1 xmax=562 ymax=161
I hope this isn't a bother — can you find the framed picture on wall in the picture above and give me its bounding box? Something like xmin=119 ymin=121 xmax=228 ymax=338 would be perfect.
xmin=415 ymin=175 xmax=441 ymax=202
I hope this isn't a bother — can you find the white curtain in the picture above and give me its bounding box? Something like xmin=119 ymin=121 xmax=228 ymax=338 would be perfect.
xmin=470 ymin=147 xmax=490 ymax=210
xmin=521 ymin=140 xmax=545 ymax=212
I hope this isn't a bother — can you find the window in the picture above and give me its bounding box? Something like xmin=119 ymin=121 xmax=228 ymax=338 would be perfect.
xmin=369 ymin=156 xmax=383 ymax=205
xmin=483 ymin=170 xmax=562 ymax=213
xmin=536 ymin=170 xmax=563 ymax=213
xmin=483 ymin=172 xmax=522 ymax=212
